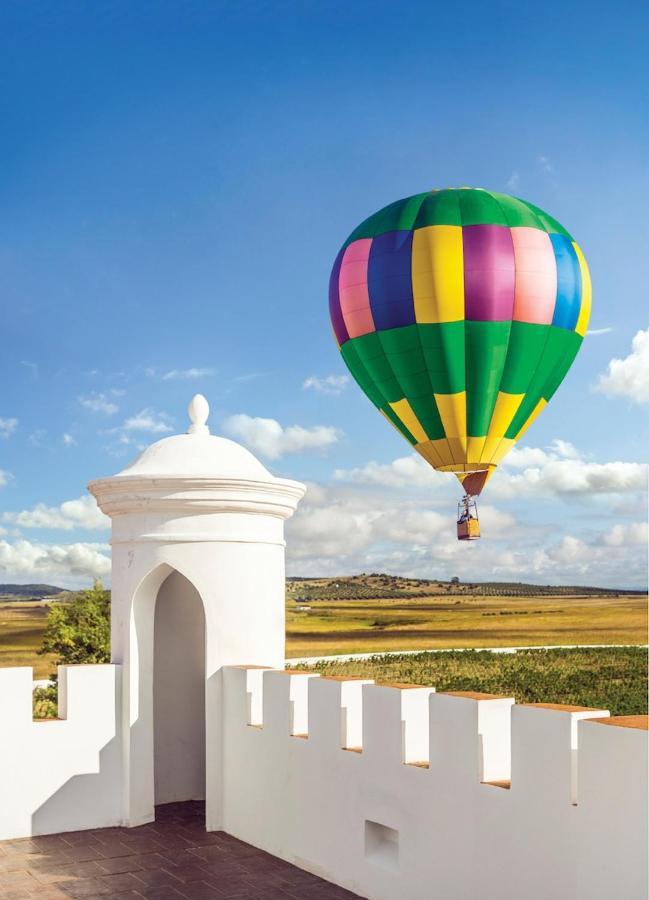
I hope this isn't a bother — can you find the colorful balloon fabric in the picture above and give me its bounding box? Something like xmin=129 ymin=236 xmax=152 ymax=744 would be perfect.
xmin=329 ymin=188 xmax=591 ymax=496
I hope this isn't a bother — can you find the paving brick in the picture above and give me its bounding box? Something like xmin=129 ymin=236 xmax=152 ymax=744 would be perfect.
xmin=95 ymin=841 xmax=139 ymax=860
xmin=96 ymin=872 xmax=143 ymax=893
xmin=30 ymin=860 xmax=105 ymax=884
xmin=0 ymin=802 xmax=360 ymax=900
xmin=132 ymin=869 xmax=183 ymax=889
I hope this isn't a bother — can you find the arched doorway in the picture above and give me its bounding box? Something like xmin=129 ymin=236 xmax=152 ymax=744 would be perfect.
xmin=153 ymin=570 xmax=206 ymax=805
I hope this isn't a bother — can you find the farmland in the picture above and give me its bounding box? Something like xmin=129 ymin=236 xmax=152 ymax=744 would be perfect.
xmin=286 ymin=573 xmax=641 ymax=601
xmin=291 ymin=647 xmax=648 ymax=716
xmin=0 ymin=574 xmax=646 ymax=681
xmin=286 ymin=576 xmax=647 ymax=658
xmin=0 ymin=601 xmax=56 ymax=678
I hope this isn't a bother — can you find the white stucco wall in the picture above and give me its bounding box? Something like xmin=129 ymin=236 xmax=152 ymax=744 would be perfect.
xmin=153 ymin=570 xmax=206 ymax=805
xmin=222 ymin=667 xmax=649 ymax=900
xmin=0 ymin=664 xmax=122 ymax=840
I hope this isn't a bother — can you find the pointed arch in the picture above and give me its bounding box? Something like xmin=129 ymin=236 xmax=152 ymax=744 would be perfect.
xmin=125 ymin=563 xmax=207 ymax=822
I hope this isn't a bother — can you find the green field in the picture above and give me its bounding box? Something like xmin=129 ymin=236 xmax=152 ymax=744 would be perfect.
xmin=291 ymin=647 xmax=648 ymax=716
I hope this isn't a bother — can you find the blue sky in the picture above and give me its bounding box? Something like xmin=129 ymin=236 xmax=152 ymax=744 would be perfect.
xmin=1 ymin=1 xmax=647 ymax=588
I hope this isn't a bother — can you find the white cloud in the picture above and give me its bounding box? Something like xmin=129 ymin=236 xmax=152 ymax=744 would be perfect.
xmin=79 ymin=391 xmax=120 ymax=415
xmin=21 ymin=360 xmax=39 ymax=380
xmin=501 ymin=445 xmax=555 ymax=469
xmin=0 ymin=470 xmax=12 ymax=487
xmin=119 ymin=408 xmax=173 ymax=434
xmin=587 ymin=327 xmax=613 ymax=336
xmin=0 ymin=417 xmax=17 ymax=439
xmin=161 ymin=367 xmax=215 ymax=381
xmin=233 ymin=372 xmax=265 ymax=384
xmin=335 ymin=453 xmax=448 ymax=490
xmin=599 ymin=522 xmax=648 ymax=548
xmin=224 ymin=414 xmax=341 ymax=459
xmin=3 ymin=495 xmax=110 ymax=532
xmin=62 ymin=433 xmax=76 ymax=446
xmin=505 ymin=171 xmax=520 ymax=191
xmin=0 ymin=538 xmax=111 ymax=585
xmin=596 ymin=328 xmax=649 ymax=404
xmin=492 ymin=458 xmax=647 ymax=500
xmin=538 ymin=154 xmax=554 ymax=173
xmin=302 ymin=375 xmax=350 ymax=395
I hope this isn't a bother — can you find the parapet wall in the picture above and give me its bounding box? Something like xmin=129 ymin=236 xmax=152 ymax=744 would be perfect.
xmin=0 ymin=664 xmax=122 ymax=840
xmin=0 ymin=661 xmax=646 ymax=900
xmin=222 ymin=667 xmax=648 ymax=900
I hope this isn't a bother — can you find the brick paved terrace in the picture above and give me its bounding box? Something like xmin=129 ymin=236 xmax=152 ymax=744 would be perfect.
xmin=0 ymin=802 xmax=362 ymax=899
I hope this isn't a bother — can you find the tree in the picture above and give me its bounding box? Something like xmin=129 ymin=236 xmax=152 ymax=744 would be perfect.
xmin=33 ymin=581 xmax=111 ymax=718
xmin=40 ymin=580 xmax=111 ymax=670
xmin=450 ymin=576 xmax=460 ymax=585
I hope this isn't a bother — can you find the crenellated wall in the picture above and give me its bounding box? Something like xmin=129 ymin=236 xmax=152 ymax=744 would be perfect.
xmin=0 ymin=661 xmax=646 ymax=899
xmin=0 ymin=664 xmax=122 ymax=841
xmin=221 ymin=667 xmax=648 ymax=900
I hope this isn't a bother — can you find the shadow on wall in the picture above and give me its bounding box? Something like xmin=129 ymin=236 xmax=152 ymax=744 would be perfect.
xmin=32 ymin=735 xmax=122 ymax=835
xmin=31 ymin=568 xmax=208 ymax=836
xmin=31 ymin=664 xmax=123 ymax=836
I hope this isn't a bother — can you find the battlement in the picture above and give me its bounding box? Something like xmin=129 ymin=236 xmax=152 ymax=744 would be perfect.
xmin=0 ymin=661 xmax=646 ymax=897
xmin=222 ymin=667 xmax=648 ymax=900
xmin=0 ymin=664 xmax=122 ymax=840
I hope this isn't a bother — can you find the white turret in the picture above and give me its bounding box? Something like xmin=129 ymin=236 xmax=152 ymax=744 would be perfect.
xmin=88 ymin=394 xmax=305 ymax=830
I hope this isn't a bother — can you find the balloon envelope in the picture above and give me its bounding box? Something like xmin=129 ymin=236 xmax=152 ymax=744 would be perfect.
xmin=329 ymin=188 xmax=591 ymax=495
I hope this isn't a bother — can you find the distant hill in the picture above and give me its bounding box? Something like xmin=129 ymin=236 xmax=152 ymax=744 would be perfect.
xmin=0 ymin=584 xmax=68 ymax=599
xmin=286 ymin=573 xmax=647 ymax=601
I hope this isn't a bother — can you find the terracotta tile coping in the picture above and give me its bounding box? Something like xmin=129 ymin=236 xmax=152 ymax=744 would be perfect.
xmin=521 ymin=703 xmax=607 ymax=712
xmin=375 ymin=681 xmax=432 ymax=690
xmin=444 ymin=691 xmax=512 ymax=701
xmin=320 ymin=675 xmax=374 ymax=682
xmin=588 ymin=715 xmax=648 ymax=731
xmin=231 ymin=664 xmax=274 ymax=670
xmin=482 ymin=779 xmax=511 ymax=790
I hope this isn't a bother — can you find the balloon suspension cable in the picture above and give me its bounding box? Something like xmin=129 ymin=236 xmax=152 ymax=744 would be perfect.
xmin=457 ymin=493 xmax=479 ymax=520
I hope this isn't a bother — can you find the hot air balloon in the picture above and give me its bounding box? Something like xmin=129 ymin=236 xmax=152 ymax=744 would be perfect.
xmin=329 ymin=188 xmax=591 ymax=540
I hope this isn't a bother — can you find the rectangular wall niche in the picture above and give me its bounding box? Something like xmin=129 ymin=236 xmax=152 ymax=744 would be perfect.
xmin=364 ymin=820 xmax=399 ymax=872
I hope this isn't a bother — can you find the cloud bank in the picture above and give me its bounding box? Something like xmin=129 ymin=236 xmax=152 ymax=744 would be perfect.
xmin=3 ymin=495 xmax=109 ymax=532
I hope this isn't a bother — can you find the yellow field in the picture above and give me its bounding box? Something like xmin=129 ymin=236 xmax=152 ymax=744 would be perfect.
xmin=1 ymin=590 xmax=646 ymax=677
xmin=0 ymin=602 xmax=56 ymax=678
xmin=285 ymin=593 xmax=647 ymax=658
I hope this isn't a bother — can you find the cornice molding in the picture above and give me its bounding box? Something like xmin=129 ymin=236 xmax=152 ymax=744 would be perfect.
xmin=88 ymin=475 xmax=306 ymax=521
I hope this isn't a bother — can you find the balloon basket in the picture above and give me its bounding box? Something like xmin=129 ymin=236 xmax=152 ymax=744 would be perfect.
xmin=457 ymin=495 xmax=480 ymax=541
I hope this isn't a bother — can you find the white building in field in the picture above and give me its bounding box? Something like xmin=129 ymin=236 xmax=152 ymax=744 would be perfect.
xmin=0 ymin=395 xmax=646 ymax=900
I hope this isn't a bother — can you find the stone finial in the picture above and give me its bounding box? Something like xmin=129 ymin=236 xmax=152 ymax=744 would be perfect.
xmin=187 ymin=394 xmax=210 ymax=435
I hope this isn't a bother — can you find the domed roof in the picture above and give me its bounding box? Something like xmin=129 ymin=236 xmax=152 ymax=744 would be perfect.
xmin=117 ymin=434 xmax=272 ymax=480
xmin=115 ymin=395 xmax=271 ymax=481
xmin=88 ymin=394 xmax=305 ymax=526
